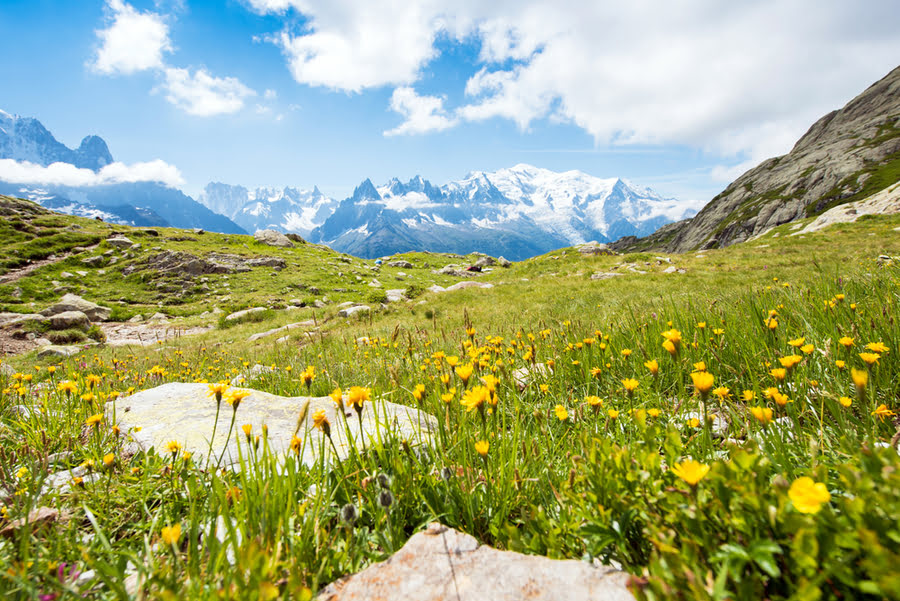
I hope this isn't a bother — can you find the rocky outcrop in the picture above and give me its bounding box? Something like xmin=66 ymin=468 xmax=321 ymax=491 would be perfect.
xmin=792 ymin=180 xmax=900 ymax=235
xmin=613 ymin=65 xmax=900 ymax=253
xmin=123 ymin=251 xmax=286 ymax=277
xmin=41 ymin=294 xmax=111 ymax=322
xmin=318 ymin=522 xmax=634 ymax=601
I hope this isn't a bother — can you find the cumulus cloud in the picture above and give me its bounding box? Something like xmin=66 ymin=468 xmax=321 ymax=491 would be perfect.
xmin=91 ymin=0 xmax=172 ymax=75
xmin=160 ymin=67 xmax=257 ymax=116
xmin=384 ymin=87 xmax=457 ymax=136
xmin=0 ymin=159 xmax=185 ymax=188
xmin=90 ymin=0 xmax=259 ymax=117
xmin=251 ymin=0 xmax=900 ymax=162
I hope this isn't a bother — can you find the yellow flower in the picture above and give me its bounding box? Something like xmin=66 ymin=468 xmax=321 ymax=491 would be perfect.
xmin=455 ymin=363 xmax=474 ymax=385
xmin=481 ymin=374 xmax=500 ymax=393
xmin=226 ymin=389 xmax=251 ymax=410
xmin=769 ymin=368 xmax=787 ymax=381
xmin=474 ymin=440 xmax=489 ymax=457
xmin=103 ymin=453 xmax=115 ymax=468
xmin=750 ymin=406 xmax=773 ymax=424
xmin=838 ymin=336 xmax=854 ymax=349
xmin=644 ymin=359 xmax=659 ymax=375
xmin=241 ymin=424 xmax=252 ymax=438
xmin=671 ymin=459 xmax=710 ymax=486
xmin=765 ymin=317 xmax=778 ymax=330
xmin=838 ymin=396 xmax=852 ymax=408
xmin=788 ymin=477 xmax=831 ymax=514
xmin=779 ymin=355 xmax=803 ymax=369
xmin=788 ymin=337 xmax=805 ymax=348
xmin=348 ymin=386 xmax=370 ymax=411
xmin=662 ymin=339 xmax=676 ymax=356
xmin=585 ymin=396 xmax=603 ymax=409
xmin=312 ymin=409 xmax=330 ymax=435
xmin=165 ymin=440 xmax=183 ymax=455
xmin=85 ymin=413 xmax=104 ymax=428
xmin=872 ymin=404 xmax=896 ymax=421
xmin=647 ymin=408 xmax=660 ymax=418
xmin=742 ymin=390 xmax=756 ymax=402
xmin=691 ymin=371 xmax=714 ymax=396
xmin=693 ymin=361 xmax=706 ymax=372
xmin=621 ymin=378 xmax=639 ymax=395
xmin=621 ymin=349 xmax=633 ymax=358
xmin=290 ymin=435 xmax=302 ymax=455
xmin=608 ymin=409 xmax=619 ymax=419
xmin=696 ymin=321 xmax=706 ymax=329
xmin=858 ymin=352 xmax=880 ymax=366
xmin=300 ymin=366 xmax=316 ymax=385
xmin=460 ymin=386 xmax=490 ymax=412
xmin=835 ymin=360 xmax=846 ymax=370
xmin=330 ymin=387 xmax=343 ymax=408
xmin=590 ymin=366 xmax=602 ymax=378
xmin=445 ymin=356 xmax=459 ymax=367
xmin=161 ymin=523 xmax=182 ymax=546
xmin=712 ymin=386 xmax=730 ymax=400
xmin=686 ymin=417 xmax=700 ymax=428
xmin=851 ymin=368 xmax=868 ymax=393
xmin=207 ymin=382 xmax=229 ymax=403
xmin=662 ymin=329 xmax=682 ymax=345
xmin=412 ymin=383 xmax=426 ymax=402
xmin=57 ymin=380 xmax=78 ymax=395
xmin=441 ymin=388 xmax=456 ymax=403
xmin=554 ymin=404 xmax=569 ymax=421
xmin=86 ymin=374 xmax=102 ymax=389
xmin=866 ymin=342 xmax=889 ymax=353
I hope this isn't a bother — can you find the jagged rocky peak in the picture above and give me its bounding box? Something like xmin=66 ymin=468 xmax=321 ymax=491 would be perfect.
xmin=0 ymin=110 xmax=113 ymax=170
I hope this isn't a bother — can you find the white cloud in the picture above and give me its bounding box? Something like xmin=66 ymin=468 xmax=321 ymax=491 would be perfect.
xmin=251 ymin=0 xmax=900 ymax=163
xmin=0 ymin=159 xmax=185 ymax=188
xmin=160 ymin=67 xmax=257 ymax=116
xmin=384 ymin=87 xmax=457 ymax=136
xmin=91 ymin=0 xmax=172 ymax=75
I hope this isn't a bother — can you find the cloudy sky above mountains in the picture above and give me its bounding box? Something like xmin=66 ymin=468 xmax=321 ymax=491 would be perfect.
xmin=2 ymin=0 xmax=899 ymax=201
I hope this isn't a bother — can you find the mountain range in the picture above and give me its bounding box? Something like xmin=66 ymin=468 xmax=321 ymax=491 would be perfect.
xmin=0 ymin=109 xmax=705 ymax=259
xmin=201 ymin=166 xmax=700 ymax=259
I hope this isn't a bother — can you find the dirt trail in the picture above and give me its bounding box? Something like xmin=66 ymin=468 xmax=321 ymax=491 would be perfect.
xmin=0 ymin=245 xmax=98 ymax=285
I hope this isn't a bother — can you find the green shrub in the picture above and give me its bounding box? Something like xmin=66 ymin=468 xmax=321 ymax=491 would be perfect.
xmin=47 ymin=329 xmax=87 ymax=344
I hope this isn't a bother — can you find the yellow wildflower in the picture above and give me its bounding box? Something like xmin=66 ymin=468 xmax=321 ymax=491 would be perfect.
xmin=554 ymin=404 xmax=569 ymax=421
xmin=750 ymin=406 xmax=773 ymax=424
xmin=161 ymin=524 xmax=182 ymax=546
xmin=671 ymin=459 xmax=710 ymax=486
xmin=474 ymin=440 xmax=489 ymax=457
xmin=788 ymin=477 xmax=830 ymax=514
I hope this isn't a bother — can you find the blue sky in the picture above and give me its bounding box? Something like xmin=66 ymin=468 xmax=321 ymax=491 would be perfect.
xmin=2 ymin=0 xmax=899 ymax=202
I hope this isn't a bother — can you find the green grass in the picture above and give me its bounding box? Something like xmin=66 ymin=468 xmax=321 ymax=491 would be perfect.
xmin=1 ymin=197 xmax=900 ymax=600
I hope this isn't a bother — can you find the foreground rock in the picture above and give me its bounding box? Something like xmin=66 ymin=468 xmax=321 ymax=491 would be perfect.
xmin=113 ymin=383 xmax=436 ymax=467
xmin=41 ymin=294 xmax=111 ymax=322
xmin=318 ymin=522 xmax=634 ymax=601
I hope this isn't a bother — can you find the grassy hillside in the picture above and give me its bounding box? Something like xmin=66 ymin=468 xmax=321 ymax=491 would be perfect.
xmin=1 ymin=194 xmax=899 ymax=600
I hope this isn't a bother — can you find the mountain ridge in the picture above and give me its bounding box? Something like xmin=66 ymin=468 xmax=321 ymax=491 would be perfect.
xmin=612 ymin=64 xmax=900 ymax=253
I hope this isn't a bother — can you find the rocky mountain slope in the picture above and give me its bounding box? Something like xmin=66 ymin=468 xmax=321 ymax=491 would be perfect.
xmin=0 ymin=111 xmax=246 ymax=234
xmin=613 ymin=64 xmax=900 ymax=253
xmin=305 ymin=165 xmax=699 ymax=260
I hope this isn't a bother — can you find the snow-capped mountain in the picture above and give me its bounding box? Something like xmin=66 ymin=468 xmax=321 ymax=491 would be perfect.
xmin=199 ymin=183 xmax=337 ymax=237
xmin=308 ymin=164 xmax=702 ymax=259
xmin=0 ymin=109 xmax=113 ymax=170
xmin=0 ymin=110 xmax=246 ymax=234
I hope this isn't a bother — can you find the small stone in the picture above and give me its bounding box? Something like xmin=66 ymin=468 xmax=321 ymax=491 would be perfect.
xmin=339 ymin=305 xmax=371 ymax=318
xmin=49 ymin=310 xmax=90 ymax=330
xmin=253 ymin=229 xmax=294 ymax=248
xmin=37 ymin=345 xmax=82 ymax=358
xmin=106 ymin=236 xmax=134 ymax=249
xmin=225 ymin=307 xmax=267 ymax=322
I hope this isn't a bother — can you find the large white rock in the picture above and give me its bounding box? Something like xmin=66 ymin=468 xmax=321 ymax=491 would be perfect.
xmin=112 ymin=383 xmax=436 ymax=467
xmin=49 ymin=310 xmax=90 ymax=330
xmin=318 ymin=522 xmax=634 ymax=601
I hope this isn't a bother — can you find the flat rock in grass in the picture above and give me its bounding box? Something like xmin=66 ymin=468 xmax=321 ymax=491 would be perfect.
xmin=385 ymin=289 xmax=406 ymax=303
xmin=339 ymin=305 xmax=370 ymax=318
xmin=254 ymin=229 xmax=294 ymax=248
xmin=429 ymin=282 xmax=494 ymax=294
xmin=37 ymin=345 xmax=82 ymax=358
xmin=112 ymin=383 xmax=436 ymax=468
xmin=591 ymin=272 xmax=624 ymax=280
xmin=318 ymin=522 xmax=634 ymax=601
xmin=106 ymin=236 xmax=134 ymax=249
xmin=41 ymin=294 xmax=111 ymax=322
xmin=225 ymin=307 xmax=267 ymax=322
xmin=0 ymin=506 xmax=63 ymax=538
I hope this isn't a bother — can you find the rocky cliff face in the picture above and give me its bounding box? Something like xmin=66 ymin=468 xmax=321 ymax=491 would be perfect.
xmin=613 ymin=65 xmax=900 ymax=253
